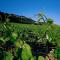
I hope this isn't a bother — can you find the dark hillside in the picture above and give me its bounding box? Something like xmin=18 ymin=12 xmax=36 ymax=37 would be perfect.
xmin=0 ymin=11 xmax=35 ymax=24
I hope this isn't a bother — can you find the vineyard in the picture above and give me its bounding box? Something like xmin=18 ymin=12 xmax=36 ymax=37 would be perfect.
xmin=0 ymin=11 xmax=60 ymax=60
xmin=0 ymin=22 xmax=60 ymax=60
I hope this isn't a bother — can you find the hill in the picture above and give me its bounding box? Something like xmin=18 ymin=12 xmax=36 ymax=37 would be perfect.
xmin=0 ymin=11 xmax=35 ymax=24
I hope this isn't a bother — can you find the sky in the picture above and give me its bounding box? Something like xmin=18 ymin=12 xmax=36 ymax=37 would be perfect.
xmin=0 ymin=0 xmax=60 ymax=25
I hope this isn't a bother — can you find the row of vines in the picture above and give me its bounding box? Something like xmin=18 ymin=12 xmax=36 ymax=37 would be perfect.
xmin=0 ymin=22 xmax=60 ymax=60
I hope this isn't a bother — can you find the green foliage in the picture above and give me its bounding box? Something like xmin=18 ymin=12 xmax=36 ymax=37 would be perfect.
xmin=54 ymin=48 xmax=60 ymax=60
xmin=3 ymin=52 xmax=13 ymax=60
xmin=47 ymin=18 xmax=53 ymax=25
xmin=0 ymin=22 xmax=60 ymax=60
xmin=38 ymin=56 xmax=44 ymax=60
xmin=21 ymin=43 xmax=33 ymax=60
